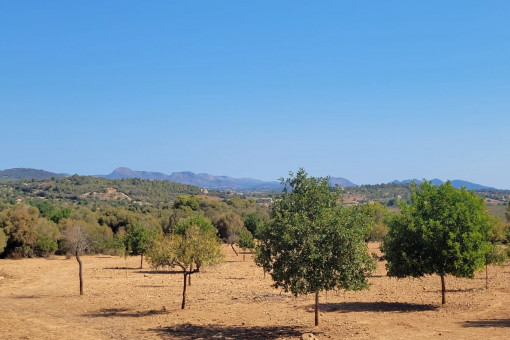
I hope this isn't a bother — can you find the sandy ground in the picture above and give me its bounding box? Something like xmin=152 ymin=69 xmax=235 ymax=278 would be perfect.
xmin=1 ymin=243 xmax=509 ymax=339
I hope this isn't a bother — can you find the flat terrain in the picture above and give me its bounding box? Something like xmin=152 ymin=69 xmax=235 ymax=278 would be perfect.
xmin=1 ymin=243 xmax=509 ymax=339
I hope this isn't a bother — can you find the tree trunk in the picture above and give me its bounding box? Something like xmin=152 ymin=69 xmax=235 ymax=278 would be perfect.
xmin=76 ymin=252 xmax=83 ymax=295
xmin=181 ymin=272 xmax=188 ymax=309
xmin=441 ymin=274 xmax=446 ymax=304
xmin=485 ymin=264 xmax=488 ymax=290
xmin=231 ymin=243 xmax=238 ymax=256
xmin=315 ymin=291 xmax=320 ymax=326
xmin=140 ymin=253 xmax=143 ymax=269
xmin=188 ymin=264 xmax=192 ymax=286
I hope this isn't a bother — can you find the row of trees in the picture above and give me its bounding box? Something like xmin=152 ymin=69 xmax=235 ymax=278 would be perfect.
xmin=1 ymin=170 xmax=508 ymax=327
xmin=255 ymin=170 xmax=509 ymax=326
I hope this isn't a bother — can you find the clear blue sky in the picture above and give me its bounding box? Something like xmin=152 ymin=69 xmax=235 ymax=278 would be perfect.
xmin=1 ymin=1 xmax=509 ymax=188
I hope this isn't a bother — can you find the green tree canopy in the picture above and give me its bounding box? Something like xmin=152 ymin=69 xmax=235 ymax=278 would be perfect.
xmin=381 ymin=181 xmax=492 ymax=304
xmin=148 ymin=216 xmax=223 ymax=309
xmin=124 ymin=223 xmax=158 ymax=268
xmin=243 ymin=213 xmax=263 ymax=237
xmin=1 ymin=205 xmax=39 ymax=257
xmin=213 ymin=212 xmax=245 ymax=255
xmin=256 ymin=169 xmax=375 ymax=326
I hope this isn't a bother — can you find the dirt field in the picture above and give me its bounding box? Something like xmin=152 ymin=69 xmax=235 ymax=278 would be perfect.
xmin=1 ymin=243 xmax=509 ymax=339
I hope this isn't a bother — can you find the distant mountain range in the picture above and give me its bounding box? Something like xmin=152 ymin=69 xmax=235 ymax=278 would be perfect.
xmin=99 ymin=167 xmax=281 ymax=191
xmin=0 ymin=168 xmax=67 ymax=180
xmin=100 ymin=168 xmax=358 ymax=190
xmin=390 ymin=179 xmax=496 ymax=191
xmin=0 ymin=167 xmax=503 ymax=191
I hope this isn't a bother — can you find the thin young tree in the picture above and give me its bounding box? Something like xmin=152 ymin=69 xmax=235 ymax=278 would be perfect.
xmin=63 ymin=221 xmax=91 ymax=295
xmin=256 ymin=169 xmax=375 ymax=326
xmin=237 ymin=228 xmax=254 ymax=261
xmin=381 ymin=181 xmax=492 ymax=304
xmin=124 ymin=223 xmax=155 ymax=269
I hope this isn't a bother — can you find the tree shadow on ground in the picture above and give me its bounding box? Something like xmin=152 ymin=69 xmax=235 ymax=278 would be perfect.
xmin=11 ymin=294 xmax=45 ymax=299
xmin=461 ymin=319 xmax=510 ymax=328
xmin=103 ymin=266 xmax=139 ymax=270
xmin=317 ymin=301 xmax=438 ymax=313
xmin=150 ymin=324 xmax=302 ymax=340
xmin=136 ymin=284 xmax=167 ymax=288
xmin=138 ymin=270 xmax=183 ymax=275
xmin=85 ymin=307 xmax=169 ymax=318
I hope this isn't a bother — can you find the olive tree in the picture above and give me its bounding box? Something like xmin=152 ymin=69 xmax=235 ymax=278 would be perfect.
xmin=381 ymin=181 xmax=492 ymax=304
xmin=148 ymin=216 xmax=223 ymax=309
xmin=256 ymin=169 xmax=375 ymax=326
xmin=1 ymin=205 xmax=39 ymax=257
xmin=213 ymin=212 xmax=245 ymax=255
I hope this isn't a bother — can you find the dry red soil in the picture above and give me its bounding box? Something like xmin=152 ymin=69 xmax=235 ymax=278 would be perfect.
xmin=1 ymin=243 xmax=509 ymax=339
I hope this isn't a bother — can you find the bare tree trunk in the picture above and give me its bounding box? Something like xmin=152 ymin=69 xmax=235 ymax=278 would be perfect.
xmin=188 ymin=264 xmax=192 ymax=286
xmin=140 ymin=253 xmax=143 ymax=269
xmin=231 ymin=243 xmax=238 ymax=256
xmin=76 ymin=252 xmax=83 ymax=295
xmin=181 ymin=272 xmax=188 ymax=309
xmin=441 ymin=274 xmax=446 ymax=304
xmin=485 ymin=264 xmax=488 ymax=290
xmin=315 ymin=291 xmax=320 ymax=326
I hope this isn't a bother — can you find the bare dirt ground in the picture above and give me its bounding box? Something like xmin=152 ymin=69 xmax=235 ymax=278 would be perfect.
xmin=1 ymin=243 xmax=509 ymax=339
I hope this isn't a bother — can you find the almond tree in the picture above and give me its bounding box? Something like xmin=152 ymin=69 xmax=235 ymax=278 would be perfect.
xmin=148 ymin=216 xmax=223 ymax=309
xmin=62 ymin=221 xmax=91 ymax=295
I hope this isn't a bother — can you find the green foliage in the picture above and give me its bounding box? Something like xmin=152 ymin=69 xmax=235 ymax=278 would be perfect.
xmin=213 ymin=212 xmax=245 ymax=244
xmin=381 ymin=181 xmax=492 ymax=304
xmin=361 ymin=202 xmax=389 ymax=241
xmin=173 ymin=195 xmax=201 ymax=211
xmin=174 ymin=216 xmax=217 ymax=236
xmin=0 ymin=176 xmax=271 ymax=258
xmin=148 ymin=216 xmax=223 ymax=271
xmin=256 ymin=169 xmax=375 ymax=326
xmin=34 ymin=235 xmax=58 ymax=256
xmin=1 ymin=205 xmax=39 ymax=256
xmin=98 ymin=207 xmax=161 ymax=234
xmin=48 ymin=208 xmax=71 ymax=224
xmin=1 ymin=175 xmax=201 ymax=209
xmin=238 ymin=229 xmax=254 ymax=250
xmin=34 ymin=218 xmax=60 ymax=256
xmin=147 ymin=219 xmax=224 ymax=309
xmin=485 ymin=244 xmax=506 ymax=266
xmin=124 ymin=223 xmax=155 ymax=256
xmin=487 ymin=216 xmax=508 ymax=244
xmin=243 ymin=213 xmax=263 ymax=237
xmin=0 ymin=228 xmax=6 ymax=254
